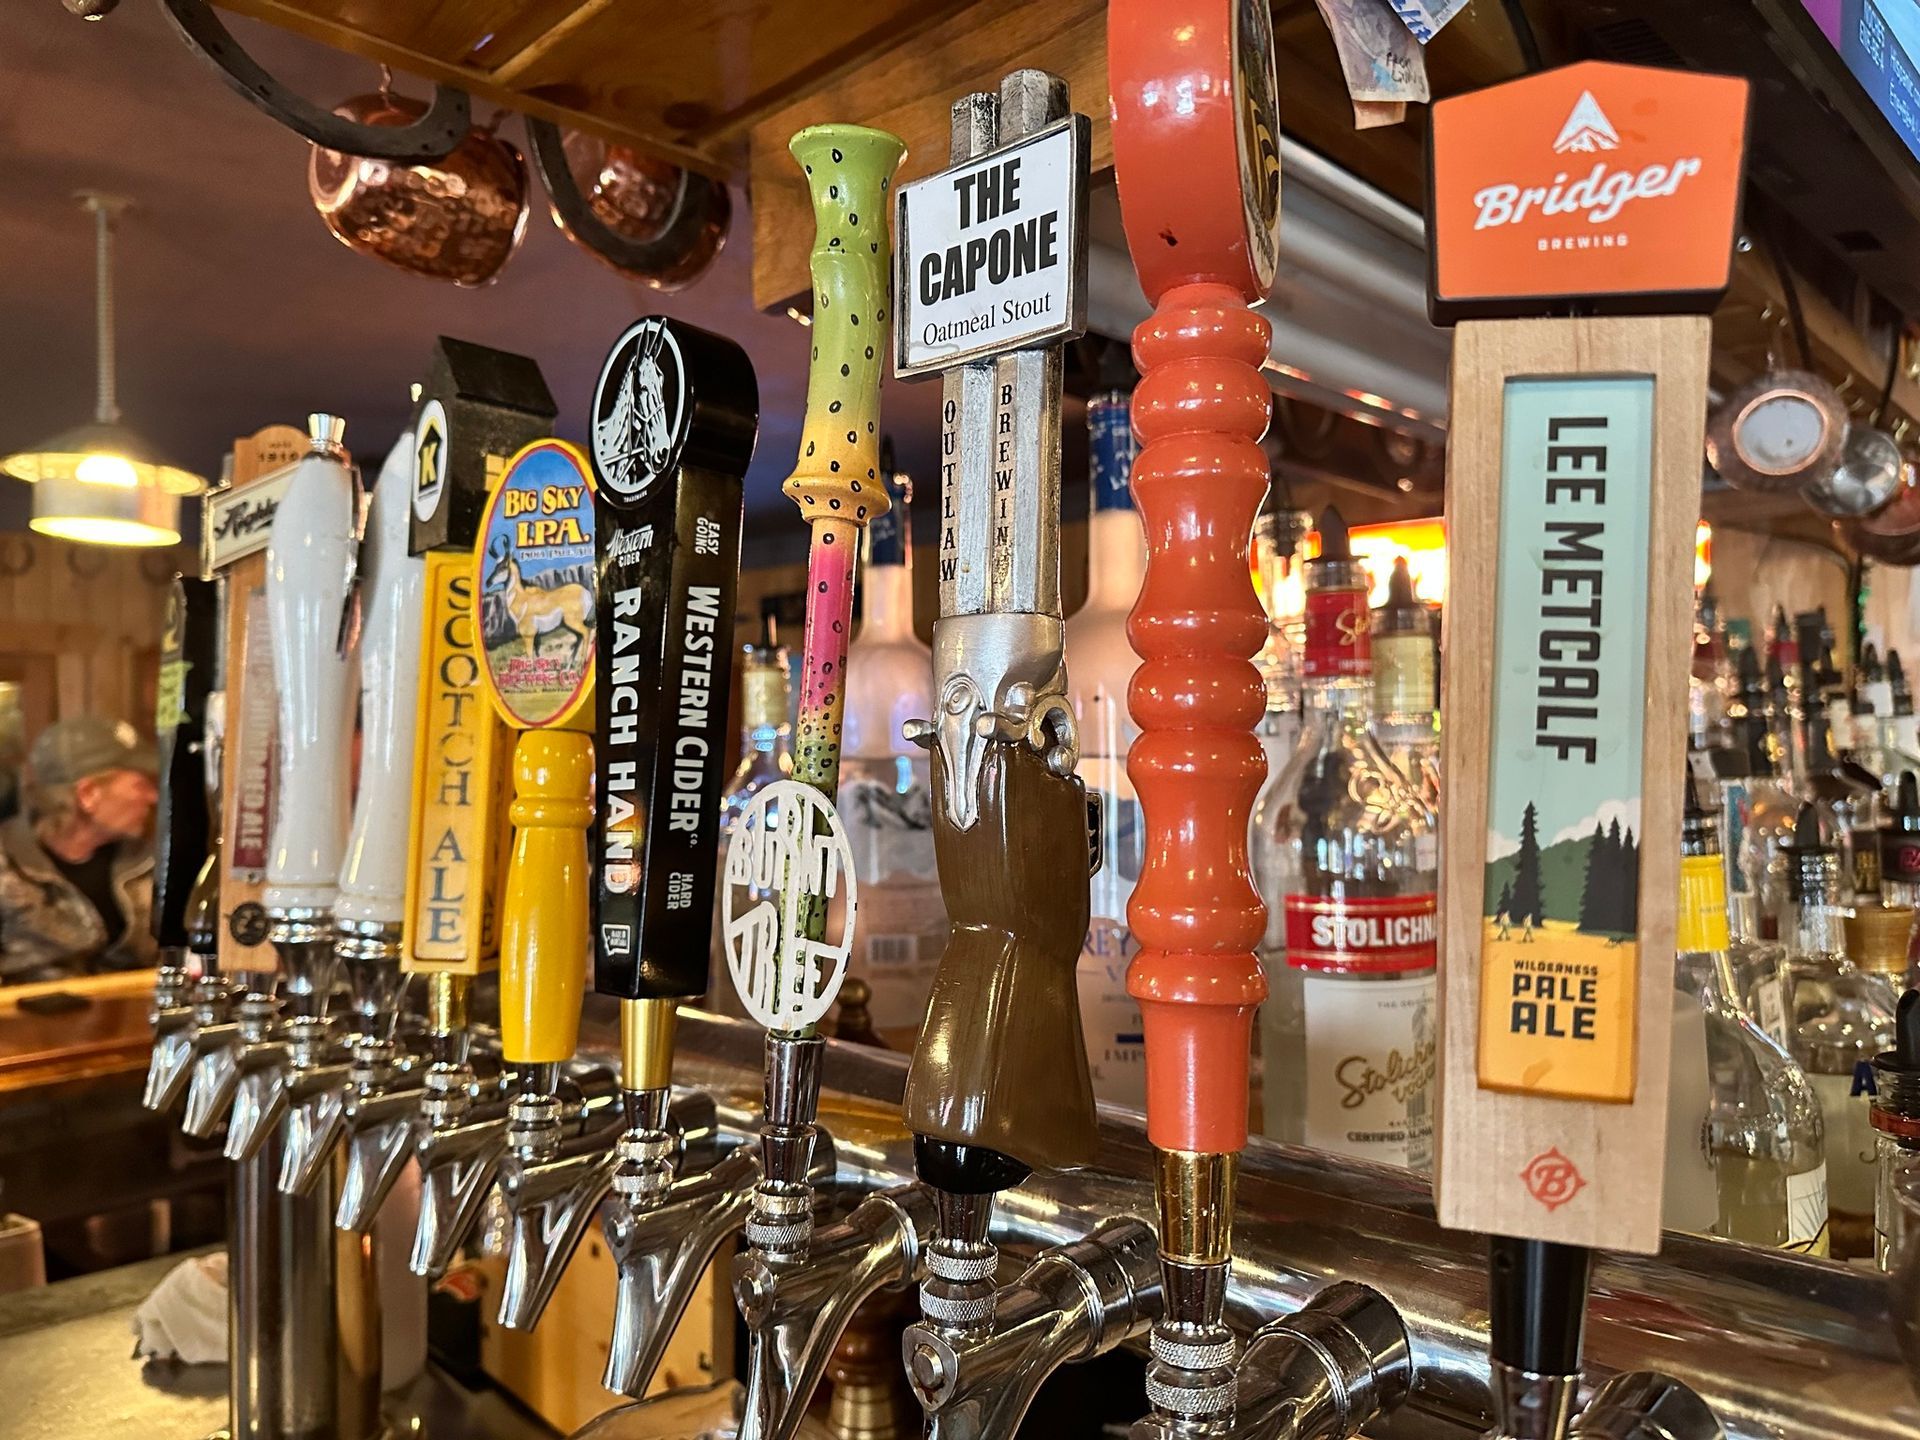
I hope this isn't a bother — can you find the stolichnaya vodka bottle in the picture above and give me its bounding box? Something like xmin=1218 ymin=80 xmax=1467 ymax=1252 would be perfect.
xmin=1066 ymin=386 xmax=1148 ymax=1109
xmin=1251 ymin=507 xmax=1437 ymax=1169
xmin=838 ymin=457 xmax=944 ymax=1045
xmin=1779 ymin=804 xmax=1899 ymax=1259
xmin=1675 ymin=777 xmax=1829 ymax=1252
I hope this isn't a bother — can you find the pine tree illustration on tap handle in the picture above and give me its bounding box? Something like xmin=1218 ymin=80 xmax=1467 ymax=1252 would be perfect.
xmin=1110 ymin=0 xmax=1279 ymax=1424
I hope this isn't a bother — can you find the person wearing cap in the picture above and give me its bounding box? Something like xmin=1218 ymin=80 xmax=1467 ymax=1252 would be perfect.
xmin=0 ymin=716 xmax=158 ymax=984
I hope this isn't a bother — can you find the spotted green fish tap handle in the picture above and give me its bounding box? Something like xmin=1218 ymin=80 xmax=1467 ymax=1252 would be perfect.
xmin=782 ymin=124 xmax=908 ymax=804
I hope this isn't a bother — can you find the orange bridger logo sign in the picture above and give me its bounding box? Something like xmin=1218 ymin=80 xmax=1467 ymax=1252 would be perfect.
xmin=1427 ymin=61 xmax=1749 ymax=321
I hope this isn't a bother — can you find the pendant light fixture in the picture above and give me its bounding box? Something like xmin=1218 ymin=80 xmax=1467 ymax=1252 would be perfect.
xmin=4 ymin=192 xmax=207 ymax=547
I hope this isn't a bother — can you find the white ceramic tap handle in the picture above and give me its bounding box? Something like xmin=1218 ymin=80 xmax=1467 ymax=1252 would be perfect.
xmin=336 ymin=429 xmax=424 ymax=927
xmin=264 ymin=418 xmax=361 ymax=916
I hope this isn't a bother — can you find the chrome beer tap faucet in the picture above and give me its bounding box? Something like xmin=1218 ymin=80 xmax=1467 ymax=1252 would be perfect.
xmin=904 ymin=1218 xmax=1162 ymax=1440
xmin=144 ymin=574 xmax=220 ymax=1113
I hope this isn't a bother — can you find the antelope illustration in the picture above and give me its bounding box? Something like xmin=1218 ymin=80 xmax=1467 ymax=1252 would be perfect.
xmin=595 ymin=321 xmax=674 ymax=494
xmin=484 ymin=537 xmax=593 ymax=665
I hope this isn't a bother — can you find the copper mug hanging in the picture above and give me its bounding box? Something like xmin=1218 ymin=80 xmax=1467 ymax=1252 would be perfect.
xmin=309 ymin=84 xmax=529 ymax=287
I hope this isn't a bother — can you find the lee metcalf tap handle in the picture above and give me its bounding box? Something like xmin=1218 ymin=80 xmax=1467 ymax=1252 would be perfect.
xmin=590 ymin=316 xmax=758 ymax=1003
xmin=153 ymin=575 xmax=219 ymax=954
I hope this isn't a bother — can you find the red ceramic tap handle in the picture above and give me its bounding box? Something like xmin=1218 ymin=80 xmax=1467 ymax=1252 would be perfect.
xmin=1111 ymin=0 xmax=1281 ymax=1157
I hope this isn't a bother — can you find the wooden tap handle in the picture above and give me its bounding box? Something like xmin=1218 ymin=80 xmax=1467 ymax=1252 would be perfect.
xmin=1110 ymin=0 xmax=1281 ymax=1156
xmin=902 ymin=739 xmax=1098 ymax=1173
xmin=499 ymin=729 xmax=593 ymax=1064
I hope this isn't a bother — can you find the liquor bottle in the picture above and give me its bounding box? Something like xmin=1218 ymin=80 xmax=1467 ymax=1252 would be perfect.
xmin=708 ymin=634 xmax=794 ymax=1018
xmin=1251 ymin=505 xmax=1306 ymax=780
xmin=1891 ymin=649 xmax=1920 ymax=761
xmin=1251 ymin=506 xmax=1436 ymax=1168
xmin=1879 ymin=772 xmax=1920 ymax=989
xmin=1779 ymin=804 xmax=1900 ymax=1260
xmin=838 ymin=451 xmax=944 ymax=1045
xmin=1371 ymin=555 xmax=1438 ymax=810
xmin=1674 ymin=778 xmax=1829 ymax=1252
xmin=1803 ymin=708 xmax=1882 ymax=903
xmin=1719 ymin=645 xmax=1796 ymax=1042
xmin=1689 ymin=587 xmax=1734 ymax=760
xmin=1065 ymin=384 xmax=1147 ymax=1109
xmin=1869 ymin=990 xmax=1920 ymax=1271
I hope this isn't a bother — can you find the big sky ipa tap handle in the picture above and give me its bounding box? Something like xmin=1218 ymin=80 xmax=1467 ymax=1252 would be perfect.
xmin=589 ymin=314 xmax=756 ymax=1177
xmin=1428 ymin=63 xmax=1748 ymax=1440
xmin=1109 ymin=0 xmax=1280 ymax=1427
xmin=730 ymin=121 xmax=904 ymax=1264
xmin=145 ymin=573 xmax=221 ymax=1111
xmin=892 ymin=68 xmax=1096 ymax=1351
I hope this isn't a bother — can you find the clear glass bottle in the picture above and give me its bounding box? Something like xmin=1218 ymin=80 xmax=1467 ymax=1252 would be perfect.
xmin=1251 ymin=505 xmax=1307 ymax=783
xmin=1674 ymin=778 xmax=1829 ymax=1252
xmin=1869 ymin=989 xmax=1920 ymax=1271
xmin=1803 ymin=709 xmax=1883 ymax=905
xmin=1879 ymin=771 xmax=1920 ymax=990
xmin=1066 ymin=386 xmax=1147 ymax=1110
xmin=708 ymin=635 xmax=794 ymax=1019
xmin=1779 ymin=804 xmax=1900 ymax=1260
xmin=1251 ymin=506 xmax=1436 ymax=1170
xmin=1720 ymin=644 xmax=1797 ymax=1044
xmin=1370 ymin=555 xmax=1438 ymax=812
xmin=839 ymin=457 xmax=945 ymax=1046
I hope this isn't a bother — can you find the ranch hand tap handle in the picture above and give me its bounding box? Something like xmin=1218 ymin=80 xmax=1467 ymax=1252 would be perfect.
xmin=740 ymin=123 xmax=904 ymax=1261
xmin=1109 ymin=0 xmax=1278 ymax=1425
xmin=589 ymin=315 xmax=757 ymax=1166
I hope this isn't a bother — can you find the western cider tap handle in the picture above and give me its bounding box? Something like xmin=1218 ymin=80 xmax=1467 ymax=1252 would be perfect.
xmin=264 ymin=414 xmax=362 ymax=980
xmin=153 ymin=575 xmax=219 ymax=966
xmin=335 ymin=430 xmax=425 ymax=1018
xmin=1109 ymin=0 xmax=1278 ymax=1426
xmin=475 ymin=439 xmax=599 ymax=1085
xmin=589 ymin=317 xmax=757 ymax=1123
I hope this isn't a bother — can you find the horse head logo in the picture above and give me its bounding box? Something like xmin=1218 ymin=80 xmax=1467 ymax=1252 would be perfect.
xmin=595 ymin=321 xmax=678 ymax=498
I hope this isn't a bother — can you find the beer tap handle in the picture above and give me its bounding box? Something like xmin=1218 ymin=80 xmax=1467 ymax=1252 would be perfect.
xmin=1109 ymin=0 xmax=1278 ymax=1426
xmin=499 ymin=729 xmax=592 ymax=1072
xmin=335 ymin=428 xmax=425 ymax=1020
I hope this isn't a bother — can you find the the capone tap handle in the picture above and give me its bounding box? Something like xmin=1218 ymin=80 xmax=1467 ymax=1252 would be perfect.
xmin=475 ymin=439 xmax=598 ymax=1071
xmin=263 ymin=413 xmax=361 ymax=922
xmin=903 ymin=740 xmax=1097 ymax=1172
xmin=589 ymin=317 xmax=758 ymax=1010
xmin=336 ymin=430 xmax=424 ymax=939
xmin=153 ymin=575 xmax=220 ymax=959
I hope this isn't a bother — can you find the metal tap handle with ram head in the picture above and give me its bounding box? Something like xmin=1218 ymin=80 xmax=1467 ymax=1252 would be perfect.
xmin=895 ymin=69 xmax=1098 ymax=1183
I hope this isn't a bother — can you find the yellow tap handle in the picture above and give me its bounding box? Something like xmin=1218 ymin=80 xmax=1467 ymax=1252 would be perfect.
xmin=499 ymin=729 xmax=593 ymax=1064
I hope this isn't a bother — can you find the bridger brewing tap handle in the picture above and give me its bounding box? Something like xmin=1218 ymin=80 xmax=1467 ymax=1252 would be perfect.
xmin=892 ymin=68 xmax=1097 ymax=1330
xmin=474 ymin=439 xmax=599 ymax=1104
xmin=1109 ymin=0 xmax=1279 ymax=1425
xmin=1426 ymin=61 xmax=1750 ymax=1440
xmin=588 ymin=315 xmax=758 ymax=1174
xmin=726 ymin=121 xmax=904 ymax=1260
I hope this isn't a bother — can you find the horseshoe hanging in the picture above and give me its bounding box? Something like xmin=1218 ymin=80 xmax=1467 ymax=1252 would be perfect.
xmin=159 ymin=0 xmax=470 ymax=162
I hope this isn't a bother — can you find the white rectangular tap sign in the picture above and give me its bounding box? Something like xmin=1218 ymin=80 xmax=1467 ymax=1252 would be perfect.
xmin=894 ymin=117 xmax=1089 ymax=376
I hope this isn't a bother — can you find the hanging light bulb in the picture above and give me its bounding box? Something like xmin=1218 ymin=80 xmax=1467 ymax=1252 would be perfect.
xmin=5 ymin=192 xmax=205 ymax=547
